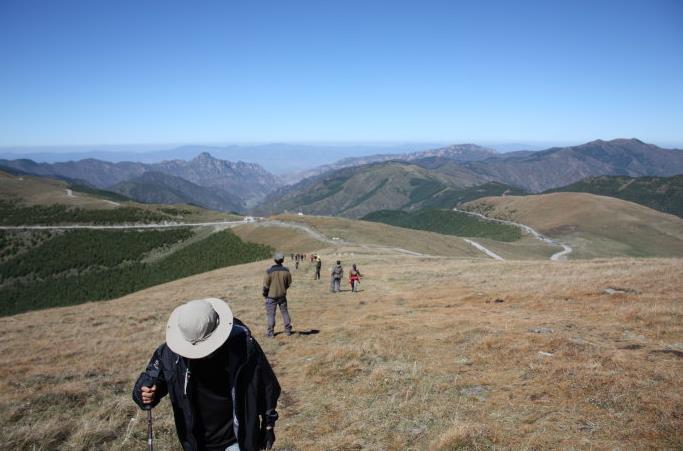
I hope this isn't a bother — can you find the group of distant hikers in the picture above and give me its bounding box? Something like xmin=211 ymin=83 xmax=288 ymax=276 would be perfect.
xmin=133 ymin=250 xmax=364 ymax=450
xmin=290 ymin=253 xmax=308 ymax=270
xmin=329 ymin=259 xmax=363 ymax=293
xmin=290 ymin=252 xmax=363 ymax=291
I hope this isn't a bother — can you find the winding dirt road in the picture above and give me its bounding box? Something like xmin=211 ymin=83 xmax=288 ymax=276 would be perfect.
xmin=0 ymin=220 xmax=247 ymax=230
xmin=453 ymin=208 xmax=573 ymax=261
xmin=0 ymin=214 xmax=567 ymax=262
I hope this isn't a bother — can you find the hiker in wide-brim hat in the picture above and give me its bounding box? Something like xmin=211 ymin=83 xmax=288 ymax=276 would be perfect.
xmin=133 ymin=298 xmax=281 ymax=451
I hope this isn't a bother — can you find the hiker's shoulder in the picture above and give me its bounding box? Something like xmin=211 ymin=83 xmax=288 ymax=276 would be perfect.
xmin=229 ymin=318 xmax=264 ymax=354
xmin=267 ymin=264 xmax=289 ymax=274
xmin=154 ymin=342 xmax=179 ymax=362
xmin=231 ymin=317 xmax=251 ymax=337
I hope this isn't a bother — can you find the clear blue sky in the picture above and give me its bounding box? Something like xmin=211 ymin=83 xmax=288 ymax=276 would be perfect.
xmin=1 ymin=0 xmax=682 ymax=147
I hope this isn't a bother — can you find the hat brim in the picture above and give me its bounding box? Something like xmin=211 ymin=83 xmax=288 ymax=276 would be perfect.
xmin=166 ymin=298 xmax=234 ymax=359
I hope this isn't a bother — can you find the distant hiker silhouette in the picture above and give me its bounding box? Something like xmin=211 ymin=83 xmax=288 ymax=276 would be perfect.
xmin=133 ymin=298 xmax=280 ymax=450
xmin=314 ymin=255 xmax=322 ymax=280
xmin=349 ymin=263 xmax=362 ymax=292
xmin=331 ymin=260 xmax=343 ymax=293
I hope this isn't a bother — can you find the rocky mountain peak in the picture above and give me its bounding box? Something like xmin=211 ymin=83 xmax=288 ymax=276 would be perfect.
xmin=193 ymin=151 xmax=217 ymax=162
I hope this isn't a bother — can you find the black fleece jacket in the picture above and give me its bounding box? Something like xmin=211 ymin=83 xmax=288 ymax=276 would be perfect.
xmin=132 ymin=319 xmax=280 ymax=451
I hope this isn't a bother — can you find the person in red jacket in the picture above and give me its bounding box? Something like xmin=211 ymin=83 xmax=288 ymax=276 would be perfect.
xmin=349 ymin=264 xmax=363 ymax=292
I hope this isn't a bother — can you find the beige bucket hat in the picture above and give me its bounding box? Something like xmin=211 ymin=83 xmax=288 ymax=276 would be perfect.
xmin=166 ymin=298 xmax=234 ymax=359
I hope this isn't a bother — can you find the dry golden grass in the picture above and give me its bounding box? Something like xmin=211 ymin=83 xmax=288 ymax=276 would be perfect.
xmin=0 ymin=170 xmax=120 ymax=209
xmin=0 ymin=169 xmax=237 ymax=222
xmin=464 ymin=193 xmax=683 ymax=258
xmin=232 ymin=222 xmax=328 ymax=253
xmin=1 ymin=244 xmax=681 ymax=450
xmin=267 ymin=215 xmax=553 ymax=260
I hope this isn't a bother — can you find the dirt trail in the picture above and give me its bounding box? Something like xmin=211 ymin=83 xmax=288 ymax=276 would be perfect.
xmin=258 ymin=220 xmax=343 ymax=245
xmin=0 ymin=220 xmax=247 ymax=230
xmin=0 ymin=217 xmax=504 ymax=260
xmin=257 ymin=220 xmax=431 ymax=257
xmin=463 ymin=238 xmax=504 ymax=260
xmin=453 ymin=207 xmax=573 ymax=261
xmin=551 ymin=243 xmax=573 ymax=261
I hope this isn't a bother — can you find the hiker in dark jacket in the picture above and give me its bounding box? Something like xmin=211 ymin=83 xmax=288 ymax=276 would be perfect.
xmin=314 ymin=256 xmax=322 ymax=280
xmin=330 ymin=260 xmax=343 ymax=293
xmin=133 ymin=298 xmax=280 ymax=451
xmin=263 ymin=252 xmax=293 ymax=337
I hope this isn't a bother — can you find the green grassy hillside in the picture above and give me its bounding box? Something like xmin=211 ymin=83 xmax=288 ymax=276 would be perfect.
xmin=254 ymin=161 xmax=485 ymax=218
xmin=418 ymin=182 xmax=527 ymax=209
xmin=110 ymin=171 xmax=245 ymax=212
xmin=65 ymin=182 xmax=133 ymax=202
xmin=545 ymin=175 xmax=683 ymax=218
xmin=0 ymin=229 xmax=272 ymax=316
xmin=0 ymin=170 xmax=240 ymax=223
xmin=362 ymin=208 xmax=522 ymax=242
xmin=0 ymin=199 xmax=169 ymax=226
xmin=254 ymin=159 xmax=530 ymax=218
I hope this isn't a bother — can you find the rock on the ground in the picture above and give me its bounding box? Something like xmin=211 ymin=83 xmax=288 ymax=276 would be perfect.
xmin=528 ymin=327 xmax=554 ymax=334
xmin=459 ymin=385 xmax=489 ymax=400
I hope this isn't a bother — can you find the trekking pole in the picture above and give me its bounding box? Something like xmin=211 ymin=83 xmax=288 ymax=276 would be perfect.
xmin=145 ymin=405 xmax=154 ymax=451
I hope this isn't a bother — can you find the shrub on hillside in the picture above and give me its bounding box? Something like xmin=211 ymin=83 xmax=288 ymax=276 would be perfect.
xmin=363 ymin=208 xmax=521 ymax=241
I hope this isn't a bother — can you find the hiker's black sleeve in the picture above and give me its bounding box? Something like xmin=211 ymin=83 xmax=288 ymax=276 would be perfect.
xmin=132 ymin=344 xmax=169 ymax=409
xmin=262 ymin=271 xmax=271 ymax=297
xmin=253 ymin=337 xmax=281 ymax=427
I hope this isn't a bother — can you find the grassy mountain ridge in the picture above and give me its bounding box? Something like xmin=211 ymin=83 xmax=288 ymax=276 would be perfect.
xmin=254 ymin=160 xmax=489 ymax=218
xmin=0 ymin=169 xmax=238 ymax=224
xmin=0 ymin=200 xmax=170 ymax=226
xmin=235 ymin=214 xmax=556 ymax=259
xmin=545 ymin=174 xmax=683 ymax=218
xmin=416 ymin=181 xmax=527 ymax=209
xmin=462 ymin=192 xmax=683 ymax=258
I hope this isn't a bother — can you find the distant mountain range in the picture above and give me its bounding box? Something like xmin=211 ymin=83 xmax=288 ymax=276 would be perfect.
xmin=284 ymin=144 xmax=497 ymax=183
xmin=254 ymin=139 xmax=683 ymax=217
xmin=0 ymin=152 xmax=281 ymax=211
xmin=0 ymin=142 xmax=445 ymax=174
xmin=150 ymin=153 xmax=280 ymax=207
xmin=462 ymin=138 xmax=683 ymax=192
xmin=2 ymin=138 xmax=682 ymax=216
xmin=110 ymin=171 xmax=245 ymax=212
